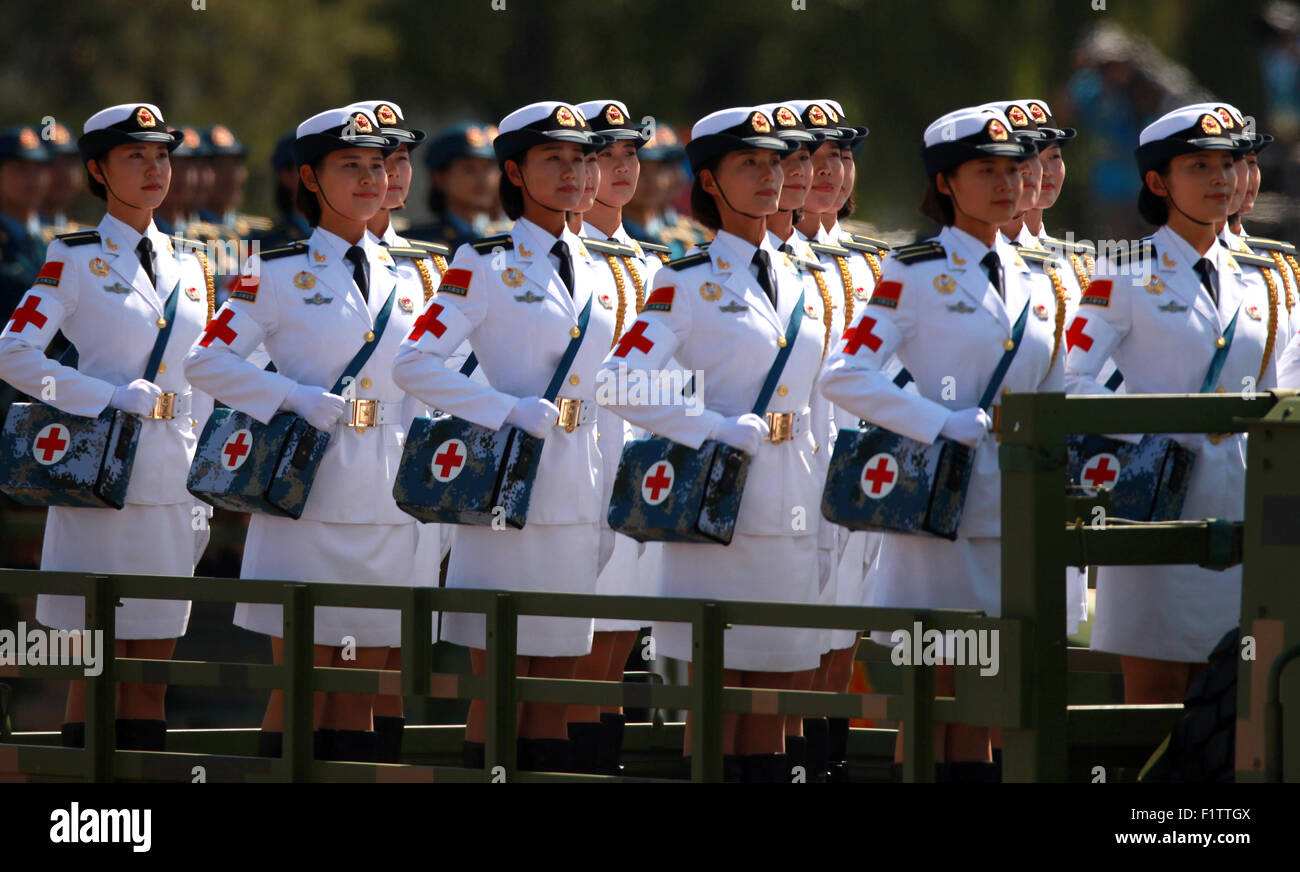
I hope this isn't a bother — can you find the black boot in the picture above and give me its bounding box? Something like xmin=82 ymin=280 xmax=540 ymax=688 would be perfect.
xmin=373 ymin=716 xmax=405 ymax=763
xmin=681 ymin=754 xmax=745 ymax=782
xmin=784 ymin=736 xmax=808 ymax=780
xmin=802 ymin=718 xmax=829 ymax=782
xmin=331 ymin=729 xmax=378 ymax=762
xmin=597 ymin=713 xmax=626 ymax=776
xmin=950 ymin=761 xmax=1000 ymax=783
xmin=827 ymin=717 xmax=850 ymax=783
xmin=115 ymin=718 xmax=166 ymax=751
xmin=313 ymin=728 xmax=338 ymax=760
xmin=60 ymin=722 xmax=84 ymax=748
xmin=566 ymin=722 xmax=603 ymax=773
xmin=517 ymin=738 xmax=571 ymax=772
xmin=741 ymin=752 xmax=790 ymax=783
xmin=257 ymin=730 xmax=282 ymax=758
xmin=462 ymin=740 xmax=485 ymax=770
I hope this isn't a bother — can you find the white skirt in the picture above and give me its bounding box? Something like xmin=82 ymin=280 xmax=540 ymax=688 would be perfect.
xmin=235 ymin=515 xmax=419 ymax=647
xmin=594 ymin=531 xmax=649 ymax=633
xmin=827 ymin=528 xmax=876 ymax=652
xmin=652 ymin=532 xmax=823 ymax=672
xmin=439 ymin=522 xmax=598 ymax=657
xmin=1090 ymin=564 xmax=1240 ymax=662
xmin=36 ymin=502 xmax=200 ymax=640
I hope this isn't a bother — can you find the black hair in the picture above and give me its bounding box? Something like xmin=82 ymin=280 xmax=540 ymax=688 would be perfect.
xmin=427 ymin=176 xmax=447 ymax=216
xmin=689 ymin=154 xmax=723 ymax=232
xmin=838 ymin=190 xmax=856 ymax=220
xmin=294 ymin=157 xmax=327 ymax=227
xmin=1137 ymin=159 xmax=1172 ymax=226
xmin=85 ymin=159 xmax=107 ymax=201
xmin=918 ymin=174 xmax=955 ymax=226
xmin=499 ymin=163 xmax=524 ymax=220
xmin=274 ymin=177 xmax=295 ymax=217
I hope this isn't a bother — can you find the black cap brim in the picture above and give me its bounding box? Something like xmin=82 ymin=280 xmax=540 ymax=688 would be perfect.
xmin=78 ymin=128 xmax=184 ymax=162
xmin=686 ymin=133 xmax=797 ymax=173
xmin=294 ymin=132 xmax=391 ymax=165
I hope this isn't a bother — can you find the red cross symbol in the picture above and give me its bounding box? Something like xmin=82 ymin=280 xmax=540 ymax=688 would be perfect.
xmin=1081 ymin=453 xmax=1120 ymax=490
xmin=614 ymin=320 xmax=655 ymax=358
xmin=1065 ymin=316 xmax=1093 ymax=353
xmin=222 ymin=430 xmax=252 ymax=470
xmin=409 ymin=303 xmax=448 ymax=343
xmin=860 ymin=453 xmax=898 ymax=499
xmin=432 ymin=439 xmax=467 ymax=481
xmin=199 ymin=308 xmax=239 ymax=347
xmin=33 ymin=424 xmax=68 ymax=465
xmin=843 ymin=316 xmax=883 ymax=355
xmin=8 ymin=295 xmax=47 ymax=334
xmin=642 ymin=461 xmax=674 ymax=504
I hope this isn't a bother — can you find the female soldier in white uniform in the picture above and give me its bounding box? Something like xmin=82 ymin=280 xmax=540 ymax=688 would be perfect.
xmin=1065 ymin=106 xmax=1283 ymax=704
xmin=0 ymin=102 xmax=214 ymax=750
xmin=598 ymin=106 xmax=833 ymax=782
xmin=185 ymin=106 xmax=426 ymax=762
xmin=392 ymin=101 xmax=616 ymax=773
xmin=821 ymin=107 xmax=1065 ymax=778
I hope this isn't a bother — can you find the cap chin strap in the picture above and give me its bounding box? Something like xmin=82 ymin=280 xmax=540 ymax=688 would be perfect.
xmin=517 ymin=166 xmax=567 ymax=215
xmin=711 ymin=174 xmax=767 ymax=221
xmin=96 ymin=161 xmax=153 ymax=213
xmin=1165 ymin=188 xmax=1214 ymax=227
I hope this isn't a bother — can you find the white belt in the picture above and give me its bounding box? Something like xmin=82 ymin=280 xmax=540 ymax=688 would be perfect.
xmin=554 ymin=397 xmax=596 ymax=433
xmin=144 ymin=390 xmax=192 ymax=421
xmin=764 ymin=407 xmax=810 ymax=443
xmin=345 ymin=399 xmax=403 ymax=430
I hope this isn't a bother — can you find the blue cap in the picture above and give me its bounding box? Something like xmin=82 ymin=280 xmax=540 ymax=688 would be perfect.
xmin=270 ymin=131 xmax=297 ymax=170
xmin=202 ymin=124 xmax=250 ymax=157
xmin=39 ymin=121 xmax=78 ymax=157
xmin=0 ymin=126 xmax=50 ymax=163
xmin=423 ymin=121 xmax=498 ymax=171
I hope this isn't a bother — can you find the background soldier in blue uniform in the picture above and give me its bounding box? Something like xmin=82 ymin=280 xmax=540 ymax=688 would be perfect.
xmin=405 ymin=122 xmax=502 ymax=251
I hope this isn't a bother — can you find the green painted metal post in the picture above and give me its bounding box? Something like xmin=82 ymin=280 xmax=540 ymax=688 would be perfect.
xmin=85 ymin=575 xmax=116 ymax=782
xmin=484 ymin=593 xmax=517 ymax=780
xmin=691 ymin=602 xmax=725 ymax=783
xmin=900 ymin=618 xmax=935 ymax=783
xmin=1000 ymin=392 xmax=1069 ymax=782
xmin=282 ymin=584 xmax=314 ymax=782
xmin=401 ymin=587 xmax=433 ymax=698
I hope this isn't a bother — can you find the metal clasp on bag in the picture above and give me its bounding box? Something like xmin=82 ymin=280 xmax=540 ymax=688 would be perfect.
xmin=349 ymin=399 xmax=378 ymax=432
xmin=556 ymin=397 xmax=583 ymax=434
xmin=146 ymin=392 xmax=176 ymax=420
xmin=765 ymin=411 xmax=795 ymax=443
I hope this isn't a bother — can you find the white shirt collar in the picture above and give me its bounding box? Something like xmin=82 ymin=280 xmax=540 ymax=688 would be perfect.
xmin=99 ymin=212 xmax=159 ymax=257
xmin=313 ymin=225 xmax=378 ymax=262
xmin=1158 ymin=224 xmax=1224 ymax=272
xmin=943 ymin=224 xmax=997 ymax=263
xmin=710 ymin=228 xmax=777 ymax=269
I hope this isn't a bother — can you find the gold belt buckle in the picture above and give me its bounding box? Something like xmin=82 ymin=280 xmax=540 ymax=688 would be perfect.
xmin=991 ymin=405 xmax=1002 ymax=442
xmin=765 ymin=411 xmax=794 ymax=443
xmin=349 ymin=399 xmax=378 ymax=431
xmin=147 ymin=392 xmax=176 ymax=420
xmin=556 ymin=397 xmax=583 ymax=433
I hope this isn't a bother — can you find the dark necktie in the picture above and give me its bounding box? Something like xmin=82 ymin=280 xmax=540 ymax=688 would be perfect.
xmin=981 ymin=251 xmax=1003 ymax=300
xmin=779 ymin=242 xmax=795 ymax=256
xmin=136 ymin=237 xmax=156 ymax=289
xmin=345 ymin=245 xmax=370 ymax=303
xmin=551 ymin=240 xmax=574 ymax=297
xmin=1194 ymin=258 xmax=1220 ymax=308
xmin=752 ymin=250 xmax=777 ymax=307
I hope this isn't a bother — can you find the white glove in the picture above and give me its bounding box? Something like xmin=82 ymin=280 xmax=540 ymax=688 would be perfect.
xmin=283 ymin=384 xmax=347 ymax=431
xmin=707 ymin=413 xmax=770 ymax=455
xmin=110 ymin=379 xmax=163 ymax=417
xmin=939 ymin=407 xmax=993 ymax=448
xmin=818 ymin=546 xmax=835 ymax=593
xmin=505 ymin=396 xmax=560 ymax=439
xmin=597 ymin=528 xmax=615 ymax=576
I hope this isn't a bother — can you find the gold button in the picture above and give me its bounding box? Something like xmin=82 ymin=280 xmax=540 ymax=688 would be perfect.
xmin=158 ymin=362 xmax=167 ymax=373
xmin=1215 ymin=386 xmax=1226 ymax=394
xmin=777 ymin=385 xmax=789 ymax=397
xmin=569 ymin=374 xmax=580 ymax=386
xmin=570 ymin=326 xmax=581 ymax=338
xmin=157 ymin=318 xmax=167 ymax=329
xmin=360 ymin=377 xmax=372 ymax=389
xmin=1002 ymin=387 xmax=1011 ymax=395
xmin=365 ymin=331 xmax=376 ymax=342
xmin=1004 ymin=339 xmax=1015 ymax=351
xmin=190 ymin=419 xmax=196 ymax=430
xmin=1209 ymin=434 xmax=1222 ymax=445
xmin=1216 ymin=337 xmax=1226 ymax=348
xmin=777 ymin=336 xmax=787 ymax=347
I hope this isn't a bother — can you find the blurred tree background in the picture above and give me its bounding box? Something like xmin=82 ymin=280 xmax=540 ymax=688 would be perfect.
xmin=1 ymin=0 xmax=1295 ymax=240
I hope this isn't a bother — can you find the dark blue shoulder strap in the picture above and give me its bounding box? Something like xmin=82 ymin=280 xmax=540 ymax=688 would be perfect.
xmin=330 ymin=288 xmax=397 ymax=394
xmin=142 ymin=280 xmax=182 ymax=382
xmin=542 ymin=292 xmax=594 ymax=402
xmin=751 ymin=290 xmax=805 ymax=415
xmin=459 ymin=353 xmax=478 ymax=376
xmin=978 ymin=298 xmax=1031 ymax=412
xmin=1199 ymin=309 xmax=1240 ymax=394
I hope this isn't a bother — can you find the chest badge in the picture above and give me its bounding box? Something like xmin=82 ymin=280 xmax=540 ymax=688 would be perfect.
xmin=1144 ymin=275 xmax=1165 ymax=294
xmin=89 ymin=257 xmax=110 ymax=277
xmin=1157 ymin=299 xmax=1188 ymax=313
xmin=514 ymin=290 xmax=545 ymax=304
xmin=805 ymin=302 xmax=818 ymax=318
xmin=103 ymin=281 xmax=131 ymax=295
xmin=293 ymin=271 xmax=316 ymax=289
xmin=699 ymin=281 xmax=722 ymax=302
xmin=302 ymin=292 xmax=334 ymax=305
xmin=854 ymin=286 xmax=871 ymax=301
xmin=1033 ymin=303 xmax=1050 ymax=320
xmin=503 ymin=268 xmax=525 ymax=287
xmin=934 ymin=274 xmax=956 ymax=294
xmin=719 ymin=300 xmax=748 ymax=313
xmin=398 ymin=297 xmax=414 ymax=312
xmin=1246 ymin=304 xmax=1263 ymax=320
xmin=598 ymin=292 xmax=614 ymax=309
xmin=185 ymin=286 xmax=201 ymax=301
xmin=946 ymin=300 xmax=976 ymax=314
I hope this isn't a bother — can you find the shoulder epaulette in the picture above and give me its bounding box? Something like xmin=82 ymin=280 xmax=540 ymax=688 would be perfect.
xmin=848 ymin=233 xmax=891 ymax=252
xmin=1041 ymin=235 xmax=1095 ymax=256
xmin=580 ymin=236 xmax=638 ymax=257
xmin=665 ymin=252 xmax=710 ymax=271
xmin=1244 ymin=236 xmax=1297 ymax=255
xmin=386 ymin=246 xmax=434 ymax=260
xmin=406 ymin=239 xmax=452 ymax=257
xmin=55 ymin=230 xmax=100 ymax=247
xmin=1015 ymin=246 xmax=1061 ymax=267
xmin=697 ymin=241 xmax=711 ymax=250
xmin=892 ymin=240 xmax=945 ymax=265
xmin=259 ymin=242 xmax=308 ymax=261
xmin=469 ymin=234 xmax=513 ymax=253
xmin=1110 ymin=239 xmax=1154 ymax=267
xmin=786 ymin=255 xmax=826 ymax=273
xmin=809 ymin=241 xmax=852 ymax=257
xmin=841 ymin=238 xmax=886 ymax=256
xmin=1231 ymin=250 xmax=1279 ymax=269
xmin=635 ymin=239 xmax=671 ymax=254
